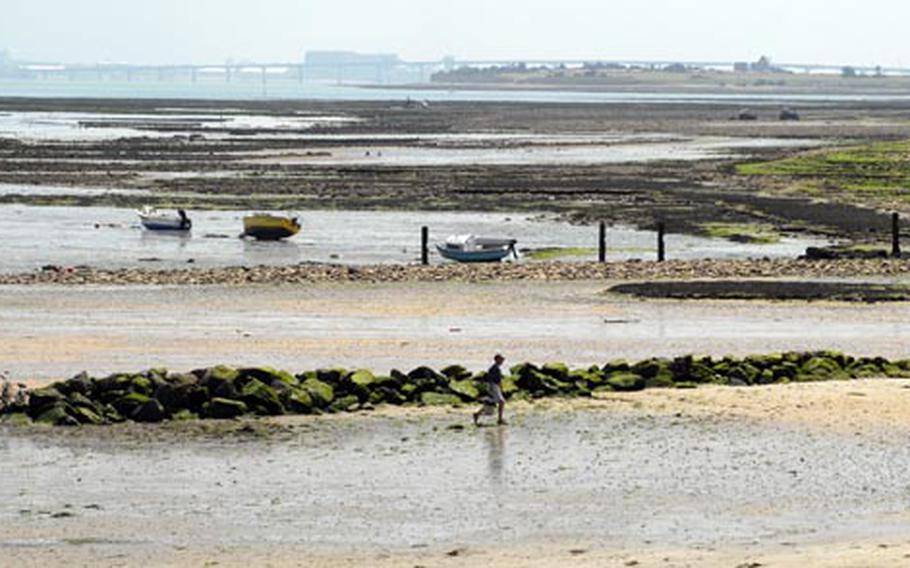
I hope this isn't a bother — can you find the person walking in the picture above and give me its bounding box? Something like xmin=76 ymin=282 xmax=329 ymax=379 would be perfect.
xmin=474 ymin=354 xmax=507 ymax=426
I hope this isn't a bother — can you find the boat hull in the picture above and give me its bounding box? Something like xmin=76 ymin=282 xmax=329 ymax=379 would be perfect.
xmin=243 ymin=215 xmax=301 ymax=241
xmin=436 ymin=245 xmax=513 ymax=263
xmin=139 ymin=216 xmax=191 ymax=231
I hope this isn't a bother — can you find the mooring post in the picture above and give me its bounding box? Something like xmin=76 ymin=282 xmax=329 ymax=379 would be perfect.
xmin=598 ymin=221 xmax=607 ymax=263
xmin=421 ymin=226 xmax=429 ymax=265
xmin=893 ymin=212 xmax=902 ymax=258
xmin=657 ymin=222 xmax=666 ymax=262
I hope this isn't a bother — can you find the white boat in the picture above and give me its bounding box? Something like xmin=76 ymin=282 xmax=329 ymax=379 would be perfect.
xmin=436 ymin=234 xmax=518 ymax=263
xmin=138 ymin=206 xmax=192 ymax=231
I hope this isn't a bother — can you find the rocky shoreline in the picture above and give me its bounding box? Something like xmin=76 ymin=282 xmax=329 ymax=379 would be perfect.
xmin=3 ymin=258 xmax=910 ymax=286
xmin=2 ymin=351 xmax=907 ymax=426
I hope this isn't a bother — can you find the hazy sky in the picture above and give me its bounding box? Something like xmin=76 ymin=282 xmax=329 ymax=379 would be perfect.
xmin=2 ymin=0 xmax=908 ymax=67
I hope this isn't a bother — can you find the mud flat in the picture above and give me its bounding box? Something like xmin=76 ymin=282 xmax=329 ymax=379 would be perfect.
xmin=2 ymin=97 xmax=909 ymax=239
xmin=4 ymin=380 xmax=910 ymax=567
xmin=4 ymin=280 xmax=910 ymax=382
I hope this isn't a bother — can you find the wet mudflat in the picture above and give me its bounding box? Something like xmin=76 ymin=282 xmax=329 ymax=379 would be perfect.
xmin=3 ymin=280 xmax=910 ymax=382
xmin=2 ymin=400 xmax=910 ymax=566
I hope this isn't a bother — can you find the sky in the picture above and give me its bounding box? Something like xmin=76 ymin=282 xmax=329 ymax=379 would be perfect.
xmin=2 ymin=0 xmax=908 ymax=68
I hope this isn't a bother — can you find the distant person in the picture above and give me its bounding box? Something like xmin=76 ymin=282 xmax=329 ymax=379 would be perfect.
xmin=474 ymin=354 xmax=507 ymax=426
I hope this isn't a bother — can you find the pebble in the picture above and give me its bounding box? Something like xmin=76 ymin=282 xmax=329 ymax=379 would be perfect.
xmin=1 ymin=258 xmax=909 ymax=286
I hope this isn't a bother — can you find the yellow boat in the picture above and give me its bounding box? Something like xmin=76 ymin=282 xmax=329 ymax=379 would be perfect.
xmin=242 ymin=214 xmax=301 ymax=241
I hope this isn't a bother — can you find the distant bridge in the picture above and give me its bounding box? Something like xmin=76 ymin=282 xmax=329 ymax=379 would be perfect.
xmin=4 ymin=58 xmax=909 ymax=84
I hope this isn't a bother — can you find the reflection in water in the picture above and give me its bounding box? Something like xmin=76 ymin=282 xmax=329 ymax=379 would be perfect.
xmin=485 ymin=426 xmax=506 ymax=486
xmin=140 ymin=230 xmax=191 ymax=250
xmin=242 ymin=239 xmax=302 ymax=265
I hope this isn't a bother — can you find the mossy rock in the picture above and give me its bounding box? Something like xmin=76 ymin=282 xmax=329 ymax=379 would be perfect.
xmin=130 ymin=376 xmax=154 ymax=396
xmin=66 ymin=391 xmax=99 ymax=410
xmin=570 ymin=370 xmax=604 ymax=387
xmin=27 ymin=387 xmax=65 ymax=414
xmin=755 ymin=369 xmax=776 ymax=385
xmin=240 ymin=367 xmax=297 ymax=387
xmin=171 ymin=409 xmax=199 ymax=421
xmin=745 ymin=353 xmax=784 ymax=370
xmin=349 ymin=369 xmax=378 ymax=389
xmin=848 ymin=363 xmax=884 ymax=378
xmin=645 ymin=371 xmax=675 ymax=389
xmin=882 ymin=364 xmax=910 ymax=378
xmin=448 ymin=379 xmax=481 ymax=401
xmin=71 ymin=406 xmax=105 ymax=426
xmin=206 ymin=365 xmax=240 ymax=383
xmin=541 ymin=362 xmax=570 ymax=380
xmin=632 ymin=358 xmax=670 ymax=379
xmin=111 ymin=392 xmax=151 ymax=417
xmin=35 ymin=404 xmax=79 ymax=427
xmin=203 ymin=397 xmax=248 ymax=419
xmin=603 ymin=359 xmax=631 ymax=373
xmin=1 ymin=412 xmax=33 ymax=427
xmin=799 ymin=357 xmax=848 ymax=380
xmin=419 ymin=392 xmax=463 ymax=407
xmin=674 ymin=382 xmax=699 ymax=389
xmin=400 ymin=383 xmax=419 ymax=400
xmin=281 ymin=388 xmax=314 ymax=414
xmin=316 ymin=368 xmax=349 ymax=387
xmin=510 ymin=362 xmax=539 ymax=377
xmin=131 ymin=399 xmax=167 ymax=423
xmin=407 ymin=366 xmax=447 ymax=386
xmin=58 ymin=372 xmax=92 ymax=396
xmin=302 ymin=378 xmax=334 ymax=408
xmin=93 ymin=374 xmax=133 ymax=394
xmin=605 ymin=373 xmax=646 ymax=392
xmin=369 ymin=386 xmax=407 ymax=405
xmin=156 ymin=383 xmax=208 ymax=414
xmin=240 ymin=379 xmax=285 ymax=416
xmin=329 ymin=394 xmax=360 ymax=413
xmin=500 ymin=376 xmax=518 ymax=397
xmin=441 ymin=365 xmax=471 ymax=381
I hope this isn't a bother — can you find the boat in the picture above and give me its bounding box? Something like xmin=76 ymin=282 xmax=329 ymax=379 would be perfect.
xmin=242 ymin=214 xmax=301 ymax=241
xmin=436 ymin=234 xmax=518 ymax=263
xmin=138 ymin=206 xmax=192 ymax=231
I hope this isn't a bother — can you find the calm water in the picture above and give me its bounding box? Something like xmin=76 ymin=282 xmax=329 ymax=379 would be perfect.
xmin=4 ymin=78 xmax=910 ymax=103
xmin=0 ymin=204 xmax=829 ymax=273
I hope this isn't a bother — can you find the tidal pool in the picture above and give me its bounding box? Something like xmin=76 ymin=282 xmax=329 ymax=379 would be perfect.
xmin=0 ymin=204 xmax=829 ymax=273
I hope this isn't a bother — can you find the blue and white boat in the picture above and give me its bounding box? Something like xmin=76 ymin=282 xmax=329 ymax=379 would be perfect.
xmin=138 ymin=206 xmax=192 ymax=231
xmin=436 ymin=235 xmax=518 ymax=263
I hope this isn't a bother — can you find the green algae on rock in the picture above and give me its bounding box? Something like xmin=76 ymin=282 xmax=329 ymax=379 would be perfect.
xmin=5 ymin=352 xmax=910 ymax=426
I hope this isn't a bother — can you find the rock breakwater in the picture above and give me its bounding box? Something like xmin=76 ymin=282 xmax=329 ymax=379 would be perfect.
xmin=3 ymin=352 xmax=910 ymax=426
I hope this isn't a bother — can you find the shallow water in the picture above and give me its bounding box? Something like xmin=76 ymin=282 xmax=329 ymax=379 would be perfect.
xmin=5 ymin=77 xmax=910 ymax=103
xmin=255 ymin=135 xmax=819 ymax=167
xmin=0 ymin=204 xmax=828 ymax=273
xmin=0 ymin=111 xmax=358 ymax=141
xmin=1 ymin=410 xmax=909 ymax=553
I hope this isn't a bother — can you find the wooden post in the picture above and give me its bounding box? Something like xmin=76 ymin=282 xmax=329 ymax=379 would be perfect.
xmin=893 ymin=212 xmax=902 ymax=258
xmin=657 ymin=222 xmax=666 ymax=262
xmin=598 ymin=221 xmax=606 ymax=263
xmin=421 ymin=226 xmax=429 ymax=265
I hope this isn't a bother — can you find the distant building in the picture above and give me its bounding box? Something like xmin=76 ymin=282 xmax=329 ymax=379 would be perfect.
xmin=734 ymin=56 xmax=788 ymax=74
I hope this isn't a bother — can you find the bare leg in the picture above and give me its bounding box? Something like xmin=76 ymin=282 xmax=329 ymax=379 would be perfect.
xmin=497 ymin=402 xmax=506 ymax=425
xmin=473 ymin=407 xmax=481 ymax=426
